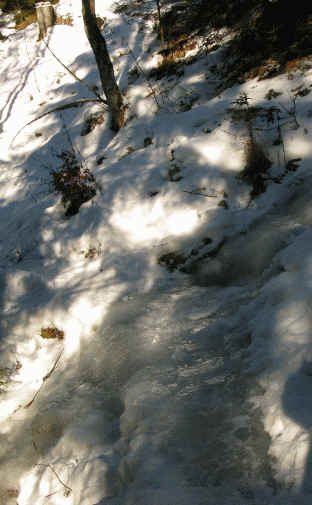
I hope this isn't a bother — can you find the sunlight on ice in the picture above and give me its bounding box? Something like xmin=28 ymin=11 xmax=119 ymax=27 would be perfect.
xmin=63 ymin=287 xmax=123 ymax=355
xmin=70 ymin=297 xmax=103 ymax=327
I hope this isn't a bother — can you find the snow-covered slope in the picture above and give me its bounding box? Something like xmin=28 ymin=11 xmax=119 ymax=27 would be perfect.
xmin=1 ymin=1 xmax=312 ymax=504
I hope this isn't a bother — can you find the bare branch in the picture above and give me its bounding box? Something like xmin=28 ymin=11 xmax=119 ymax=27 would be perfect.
xmin=42 ymin=39 xmax=107 ymax=105
xmin=37 ymin=464 xmax=72 ymax=496
xmin=11 ymin=99 xmax=104 ymax=144
xmin=24 ymin=349 xmax=64 ymax=409
xmin=128 ymin=49 xmax=160 ymax=110
xmin=183 ymin=190 xmax=218 ymax=198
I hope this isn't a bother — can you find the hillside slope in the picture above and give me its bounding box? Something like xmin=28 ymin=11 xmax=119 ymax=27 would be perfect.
xmin=1 ymin=1 xmax=312 ymax=504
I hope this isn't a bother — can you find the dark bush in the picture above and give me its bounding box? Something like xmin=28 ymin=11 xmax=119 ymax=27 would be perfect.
xmin=51 ymin=150 xmax=96 ymax=217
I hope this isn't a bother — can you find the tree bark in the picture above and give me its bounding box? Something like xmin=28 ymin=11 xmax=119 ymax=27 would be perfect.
xmin=36 ymin=1 xmax=55 ymax=40
xmin=156 ymin=0 xmax=166 ymax=48
xmin=82 ymin=0 xmax=125 ymax=132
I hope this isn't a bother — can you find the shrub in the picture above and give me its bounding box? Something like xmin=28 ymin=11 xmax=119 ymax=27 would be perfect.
xmin=51 ymin=150 xmax=96 ymax=217
xmin=14 ymin=9 xmax=36 ymax=30
xmin=241 ymin=139 xmax=272 ymax=198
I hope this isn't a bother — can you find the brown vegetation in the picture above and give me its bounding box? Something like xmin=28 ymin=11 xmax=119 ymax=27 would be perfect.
xmin=40 ymin=327 xmax=64 ymax=340
xmin=51 ymin=150 xmax=96 ymax=217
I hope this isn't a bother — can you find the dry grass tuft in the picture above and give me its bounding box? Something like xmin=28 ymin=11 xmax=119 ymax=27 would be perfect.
xmin=40 ymin=327 xmax=64 ymax=340
xmin=150 ymin=38 xmax=196 ymax=79
xmin=55 ymin=13 xmax=73 ymax=26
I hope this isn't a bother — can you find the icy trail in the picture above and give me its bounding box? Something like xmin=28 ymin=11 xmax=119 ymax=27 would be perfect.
xmin=1 ymin=273 xmax=275 ymax=505
xmin=3 ymin=172 xmax=312 ymax=505
xmin=1 ymin=0 xmax=312 ymax=503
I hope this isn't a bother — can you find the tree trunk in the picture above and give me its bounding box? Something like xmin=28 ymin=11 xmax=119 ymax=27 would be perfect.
xmin=90 ymin=0 xmax=95 ymax=15
xmin=36 ymin=1 xmax=55 ymax=40
xmin=82 ymin=0 xmax=125 ymax=132
xmin=156 ymin=0 xmax=166 ymax=48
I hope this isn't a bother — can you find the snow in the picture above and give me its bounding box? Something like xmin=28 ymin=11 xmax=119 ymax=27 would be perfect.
xmin=1 ymin=0 xmax=312 ymax=503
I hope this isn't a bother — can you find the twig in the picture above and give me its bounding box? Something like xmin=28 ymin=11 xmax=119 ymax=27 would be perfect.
xmin=275 ymin=108 xmax=287 ymax=167
xmin=31 ymin=427 xmax=72 ymax=496
xmin=59 ymin=111 xmax=76 ymax=155
xmin=11 ymin=98 xmax=102 ymax=144
xmin=43 ymin=348 xmax=63 ymax=381
xmin=24 ymin=349 xmax=63 ymax=408
xmin=232 ymin=92 xmax=254 ymax=141
xmin=277 ymin=95 xmax=300 ymax=129
xmin=59 ymin=112 xmax=88 ymax=174
xmin=128 ymin=48 xmax=161 ymax=110
xmin=37 ymin=464 xmax=72 ymax=496
xmin=42 ymin=39 xmax=106 ymax=105
xmin=24 ymin=388 xmax=42 ymax=409
xmin=183 ymin=190 xmax=217 ymax=198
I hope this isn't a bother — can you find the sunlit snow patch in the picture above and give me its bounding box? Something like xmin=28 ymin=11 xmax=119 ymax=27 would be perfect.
xmin=111 ymin=198 xmax=199 ymax=243
xmin=173 ymin=131 xmax=245 ymax=172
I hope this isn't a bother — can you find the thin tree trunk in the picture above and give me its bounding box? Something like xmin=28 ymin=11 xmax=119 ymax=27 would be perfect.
xmin=82 ymin=0 xmax=125 ymax=131
xmin=90 ymin=0 xmax=95 ymax=15
xmin=156 ymin=0 xmax=165 ymax=48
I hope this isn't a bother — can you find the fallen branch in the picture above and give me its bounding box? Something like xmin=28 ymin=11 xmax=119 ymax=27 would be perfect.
xmin=183 ymin=190 xmax=218 ymax=198
xmin=24 ymin=349 xmax=63 ymax=409
xmin=33 ymin=434 xmax=72 ymax=497
xmin=11 ymin=98 xmax=104 ymax=144
xmin=37 ymin=464 xmax=72 ymax=496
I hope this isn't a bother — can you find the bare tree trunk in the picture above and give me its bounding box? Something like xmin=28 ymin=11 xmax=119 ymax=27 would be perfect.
xmin=36 ymin=1 xmax=55 ymax=40
xmin=82 ymin=0 xmax=125 ymax=132
xmin=90 ymin=0 xmax=95 ymax=15
xmin=156 ymin=0 xmax=166 ymax=48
